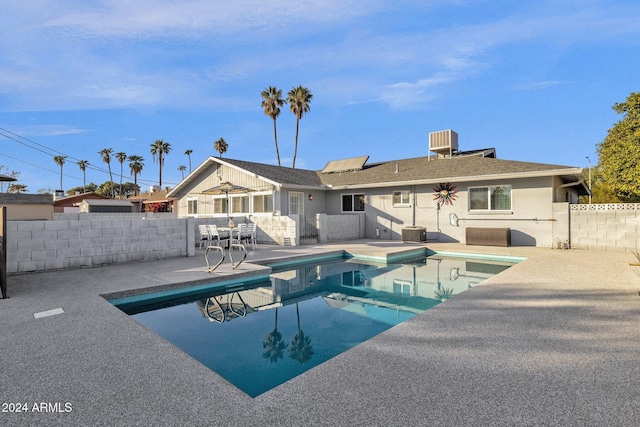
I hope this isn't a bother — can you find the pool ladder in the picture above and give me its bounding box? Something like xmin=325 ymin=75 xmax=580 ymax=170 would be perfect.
xmin=205 ymin=243 xmax=247 ymax=273
xmin=204 ymin=293 xmax=248 ymax=323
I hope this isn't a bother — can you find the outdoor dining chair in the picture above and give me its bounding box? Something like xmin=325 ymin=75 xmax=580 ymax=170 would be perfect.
xmin=207 ymin=224 xmax=230 ymax=249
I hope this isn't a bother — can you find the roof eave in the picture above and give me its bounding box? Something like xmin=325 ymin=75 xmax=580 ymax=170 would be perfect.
xmin=167 ymin=157 xmax=282 ymax=197
xmin=326 ymin=168 xmax=584 ymax=190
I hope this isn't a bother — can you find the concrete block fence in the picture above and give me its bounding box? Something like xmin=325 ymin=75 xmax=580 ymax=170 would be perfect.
xmin=6 ymin=217 xmax=194 ymax=274
xmin=570 ymin=203 xmax=640 ymax=252
xmin=5 ymin=213 xmax=363 ymax=274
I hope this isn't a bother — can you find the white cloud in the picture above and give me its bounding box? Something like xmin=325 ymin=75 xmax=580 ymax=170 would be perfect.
xmin=513 ymin=80 xmax=564 ymax=91
xmin=37 ymin=0 xmax=387 ymax=38
xmin=1 ymin=1 xmax=639 ymax=113
xmin=6 ymin=124 xmax=90 ymax=137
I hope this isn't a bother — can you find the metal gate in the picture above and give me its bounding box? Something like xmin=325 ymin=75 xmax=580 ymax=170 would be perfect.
xmin=299 ymin=215 xmax=318 ymax=245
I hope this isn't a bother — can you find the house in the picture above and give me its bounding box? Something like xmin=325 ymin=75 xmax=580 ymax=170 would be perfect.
xmin=167 ymin=131 xmax=588 ymax=247
xmin=0 ymin=193 xmax=54 ymax=220
xmin=127 ymin=188 xmax=177 ymax=213
xmin=53 ymin=192 xmax=110 ymax=213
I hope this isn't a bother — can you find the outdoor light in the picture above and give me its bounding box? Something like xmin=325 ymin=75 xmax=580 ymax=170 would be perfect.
xmin=308 ymin=194 xmax=313 ymax=201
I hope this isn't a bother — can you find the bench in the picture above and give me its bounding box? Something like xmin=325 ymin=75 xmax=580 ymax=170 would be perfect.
xmin=465 ymin=227 xmax=511 ymax=247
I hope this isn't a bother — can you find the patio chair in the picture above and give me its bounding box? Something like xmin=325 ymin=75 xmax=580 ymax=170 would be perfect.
xmin=198 ymin=224 xmax=212 ymax=249
xmin=233 ymin=223 xmax=256 ymax=250
xmin=207 ymin=224 xmax=230 ymax=249
xmin=242 ymin=223 xmax=257 ymax=250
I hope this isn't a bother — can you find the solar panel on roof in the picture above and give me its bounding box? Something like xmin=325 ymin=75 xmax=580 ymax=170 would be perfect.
xmin=321 ymin=155 xmax=369 ymax=174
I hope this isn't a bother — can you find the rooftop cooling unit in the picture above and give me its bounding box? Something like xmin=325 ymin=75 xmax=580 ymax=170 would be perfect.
xmin=429 ymin=129 xmax=458 ymax=159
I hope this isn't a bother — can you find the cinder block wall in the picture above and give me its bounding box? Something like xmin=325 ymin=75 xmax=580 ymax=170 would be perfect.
xmin=570 ymin=204 xmax=640 ymax=252
xmin=6 ymin=217 xmax=191 ymax=274
xmin=253 ymin=215 xmax=298 ymax=245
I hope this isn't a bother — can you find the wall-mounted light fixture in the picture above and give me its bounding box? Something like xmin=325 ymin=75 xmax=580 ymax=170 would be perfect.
xmin=308 ymin=194 xmax=313 ymax=201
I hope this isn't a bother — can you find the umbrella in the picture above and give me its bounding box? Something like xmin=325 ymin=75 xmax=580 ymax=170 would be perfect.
xmin=203 ymin=182 xmax=253 ymax=221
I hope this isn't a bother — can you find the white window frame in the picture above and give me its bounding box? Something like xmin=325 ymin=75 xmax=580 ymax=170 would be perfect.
xmin=392 ymin=190 xmax=411 ymax=206
xmin=252 ymin=192 xmax=274 ymax=214
xmin=289 ymin=191 xmax=304 ymax=216
xmin=230 ymin=195 xmax=250 ymax=215
xmin=186 ymin=197 xmax=198 ymax=217
xmin=342 ymin=193 xmax=365 ymax=212
xmin=212 ymin=196 xmax=227 ymax=216
xmin=468 ymin=185 xmax=512 ymax=212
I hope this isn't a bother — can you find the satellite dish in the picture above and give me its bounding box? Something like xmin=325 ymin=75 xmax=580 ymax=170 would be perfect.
xmin=449 ymin=213 xmax=459 ymax=227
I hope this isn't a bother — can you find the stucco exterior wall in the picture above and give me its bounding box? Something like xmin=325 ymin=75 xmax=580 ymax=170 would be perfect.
xmin=326 ymin=213 xmax=364 ymax=242
xmin=325 ymin=176 xmax=558 ymax=247
xmin=0 ymin=204 xmax=53 ymax=221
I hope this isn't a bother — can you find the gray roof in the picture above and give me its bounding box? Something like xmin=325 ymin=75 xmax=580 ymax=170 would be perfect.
xmin=170 ymin=154 xmax=584 ymax=196
xmin=220 ymin=158 xmax=323 ymax=187
xmin=318 ymin=155 xmax=582 ymax=188
xmin=0 ymin=193 xmax=53 ymax=204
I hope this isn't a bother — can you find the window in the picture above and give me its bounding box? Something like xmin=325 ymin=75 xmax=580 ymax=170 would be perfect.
xmin=253 ymin=194 xmax=273 ymax=213
xmin=187 ymin=198 xmax=198 ymax=216
xmin=342 ymin=194 xmax=365 ymax=212
xmin=289 ymin=191 xmax=304 ymax=215
xmin=213 ymin=197 xmax=227 ymax=215
xmin=231 ymin=195 xmax=249 ymax=214
xmin=469 ymin=185 xmax=512 ymax=211
xmin=393 ymin=190 xmax=410 ymax=205
xmin=393 ymin=280 xmax=412 ymax=296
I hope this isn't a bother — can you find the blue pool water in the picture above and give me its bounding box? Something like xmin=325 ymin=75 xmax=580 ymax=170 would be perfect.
xmin=112 ymin=254 xmax=514 ymax=397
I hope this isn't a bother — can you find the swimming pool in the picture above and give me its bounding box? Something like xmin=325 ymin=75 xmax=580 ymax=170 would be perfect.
xmin=111 ymin=254 xmax=514 ymax=397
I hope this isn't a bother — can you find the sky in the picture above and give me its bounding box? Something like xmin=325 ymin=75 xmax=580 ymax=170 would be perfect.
xmin=1 ymin=0 xmax=639 ymax=193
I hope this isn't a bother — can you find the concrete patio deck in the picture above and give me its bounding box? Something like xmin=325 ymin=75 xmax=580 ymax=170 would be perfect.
xmin=1 ymin=240 xmax=640 ymax=426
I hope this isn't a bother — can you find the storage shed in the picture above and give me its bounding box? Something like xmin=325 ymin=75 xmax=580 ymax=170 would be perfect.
xmin=78 ymin=199 xmax=134 ymax=213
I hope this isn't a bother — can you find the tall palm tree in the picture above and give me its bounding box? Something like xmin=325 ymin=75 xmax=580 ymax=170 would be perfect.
xmin=53 ymin=155 xmax=67 ymax=191
xmin=287 ymin=85 xmax=313 ymax=169
xmin=184 ymin=149 xmax=193 ymax=173
xmin=178 ymin=165 xmax=187 ymax=180
xmin=262 ymin=308 xmax=287 ymax=364
xmin=288 ymin=303 xmax=314 ymax=364
xmin=98 ymin=148 xmax=115 ymax=198
xmin=77 ymin=160 xmax=89 ymax=193
xmin=214 ymin=137 xmax=228 ymax=158
xmin=150 ymin=139 xmax=171 ymax=188
xmin=115 ymin=152 xmax=127 ymax=199
xmin=128 ymin=155 xmax=144 ymax=196
xmin=261 ymin=86 xmax=286 ymax=166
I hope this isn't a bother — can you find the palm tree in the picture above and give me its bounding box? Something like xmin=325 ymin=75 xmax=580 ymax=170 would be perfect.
xmin=214 ymin=137 xmax=228 ymax=158
xmin=184 ymin=149 xmax=193 ymax=173
xmin=261 ymin=86 xmax=286 ymax=166
xmin=178 ymin=165 xmax=187 ymax=180
xmin=262 ymin=308 xmax=287 ymax=363
xmin=128 ymin=155 xmax=144 ymax=196
xmin=98 ymin=148 xmax=115 ymax=198
xmin=288 ymin=303 xmax=314 ymax=364
xmin=150 ymin=139 xmax=171 ymax=188
xmin=287 ymin=85 xmax=313 ymax=169
xmin=53 ymin=155 xmax=67 ymax=191
xmin=77 ymin=160 xmax=89 ymax=193
xmin=115 ymin=152 xmax=127 ymax=199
